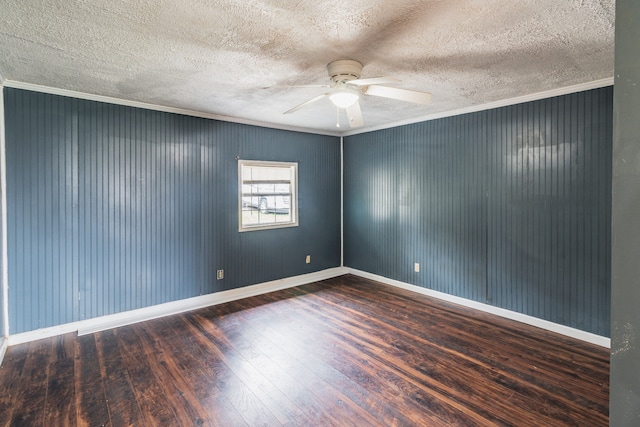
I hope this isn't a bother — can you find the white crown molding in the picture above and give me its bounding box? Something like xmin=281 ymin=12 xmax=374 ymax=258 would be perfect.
xmin=2 ymin=77 xmax=613 ymax=138
xmin=2 ymin=79 xmax=341 ymax=138
xmin=346 ymin=268 xmax=611 ymax=348
xmin=7 ymin=267 xmax=348 ymax=345
xmin=342 ymin=77 xmax=615 ymax=137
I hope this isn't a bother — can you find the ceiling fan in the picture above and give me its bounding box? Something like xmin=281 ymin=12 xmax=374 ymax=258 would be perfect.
xmin=283 ymin=59 xmax=432 ymax=128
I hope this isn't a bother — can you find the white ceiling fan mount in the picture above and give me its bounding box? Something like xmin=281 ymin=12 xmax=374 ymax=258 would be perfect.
xmin=327 ymin=59 xmax=363 ymax=83
xmin=284 ymin=59 xmax=432 ymax=129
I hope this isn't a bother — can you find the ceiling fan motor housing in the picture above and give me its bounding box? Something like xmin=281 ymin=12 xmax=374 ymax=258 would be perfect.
xmin=327 ymin=60 xmax=363 ymax=83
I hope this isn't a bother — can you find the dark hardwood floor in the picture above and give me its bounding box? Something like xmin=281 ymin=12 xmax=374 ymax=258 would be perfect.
xmin=0 ymin=274 xmax=609 ymax=426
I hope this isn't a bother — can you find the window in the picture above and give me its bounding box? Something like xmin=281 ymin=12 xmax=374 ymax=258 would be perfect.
xmin=238 ymin=160 xmax=298 ymax=232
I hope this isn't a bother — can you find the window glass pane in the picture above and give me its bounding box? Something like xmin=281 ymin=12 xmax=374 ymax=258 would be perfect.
xmin=239 ymin=160 xmax=298 ymax=232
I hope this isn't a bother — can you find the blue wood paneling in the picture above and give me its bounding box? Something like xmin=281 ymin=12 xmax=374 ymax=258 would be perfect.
xmin=5 ymin=88 xmax=340 ymax=334
xmin=76 ymin=104 xmax=203 ymax=319
xmin=5 ymin=90 xmax=79 ymax=331
xmin=344 ymin=87 xmax=612 ymax=337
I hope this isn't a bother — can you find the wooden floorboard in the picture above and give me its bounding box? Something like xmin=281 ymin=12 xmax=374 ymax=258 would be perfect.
xmin=0 ymin=274 xmax=609 ymax=426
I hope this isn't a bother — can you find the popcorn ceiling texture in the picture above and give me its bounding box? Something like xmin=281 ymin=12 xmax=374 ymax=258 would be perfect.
xmin=0 ymin=0 xmax=615 ymax=133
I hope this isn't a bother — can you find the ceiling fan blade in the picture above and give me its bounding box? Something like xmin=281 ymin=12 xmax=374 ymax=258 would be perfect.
xmin=283 ymin=94 xmax=328 ymax=114
xmin=349 ymin=77 xmax=401 ymax=86
xmin=346 ymin=100 xmax=364 ymax=128
xmin=364 ymin=85 xmax=432 ymax=104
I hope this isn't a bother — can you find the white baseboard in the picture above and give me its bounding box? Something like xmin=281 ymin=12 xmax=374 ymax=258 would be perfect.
xmin=5 ymin=266 xmax=610 ymax=349
xmin=7 ymin=267 xmax=348 ymax=346
xmin=0 ymin=337 xmax=7 ymax=366
xmin=346 ymin=268 xmax=611 ymax=349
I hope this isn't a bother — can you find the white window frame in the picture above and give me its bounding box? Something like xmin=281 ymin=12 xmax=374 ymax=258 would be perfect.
xmin=238 ymin=159 xmax=298 ymax=232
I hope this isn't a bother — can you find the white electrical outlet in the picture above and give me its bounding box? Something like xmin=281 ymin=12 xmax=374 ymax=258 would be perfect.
xmin=217 ymin=269 xmax=224 ymax=280
xmin=414 ymin=263 xmax=420 ymax=272
xmin=306 ymin=255 xmax=311 ymax=264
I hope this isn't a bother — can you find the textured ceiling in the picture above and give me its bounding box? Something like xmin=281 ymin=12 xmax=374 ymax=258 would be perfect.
xmin=0 ymin=0 xmax=615 ymax=134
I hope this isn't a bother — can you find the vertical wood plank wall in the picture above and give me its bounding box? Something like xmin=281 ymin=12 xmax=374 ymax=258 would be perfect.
xmin=344 ymin=87 xmax=612 ymax=337
xmin=4 ymin=88 xmax=341 ymax=334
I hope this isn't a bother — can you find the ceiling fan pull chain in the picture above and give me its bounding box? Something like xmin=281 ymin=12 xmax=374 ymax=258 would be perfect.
xmin=336 ymin=107 xmax=340 ymax=128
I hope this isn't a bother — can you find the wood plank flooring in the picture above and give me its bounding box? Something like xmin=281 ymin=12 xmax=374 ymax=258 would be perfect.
xmin=0 ymin=274 xmax=609 ymax=426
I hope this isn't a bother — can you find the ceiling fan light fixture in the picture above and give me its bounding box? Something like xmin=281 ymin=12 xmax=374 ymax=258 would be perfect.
xmin=329 ymin=91 xmax=359 ymax=109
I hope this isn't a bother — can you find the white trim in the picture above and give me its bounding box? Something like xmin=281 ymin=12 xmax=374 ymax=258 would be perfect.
xmin=0 ymin=85 xmax=8 ymax=339
xmin=2 ymin=77 xmax=613 ymax=139
xmin=7 ymin=267 xmax=348 ymax=345
xmin=2 ymin=265 xmax=611 ymax=349
xmin=346 ymin=268 xmax=611 ymax=348
xmin=340 ymin=136 xmax=344 ymax=267
xmin=237 ymin=159 xmax=299 ymax=232
xmin=341 ymin=78 xmax=615 ymax=137
xmin=0 ymin=337 xmax=7 ymax=366
xmin=2 ymin=79 xmax=341 ymax=138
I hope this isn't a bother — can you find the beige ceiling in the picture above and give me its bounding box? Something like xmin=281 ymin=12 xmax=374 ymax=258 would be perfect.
xmin=0 ymin=0 xmax=615 ymax=135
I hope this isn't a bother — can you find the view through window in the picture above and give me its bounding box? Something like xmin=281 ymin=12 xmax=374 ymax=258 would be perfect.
xmin=238 ymin=160 xmax=298 ymax=231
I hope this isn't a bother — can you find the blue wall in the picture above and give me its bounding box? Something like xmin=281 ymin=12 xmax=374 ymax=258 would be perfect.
xmin=3 ymin=86 xmax=613 ymax=337
xmin=4 ymin=88 xmax=341 ymax=334
xmin=344 ymin=87 xmax=612 ymax=337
